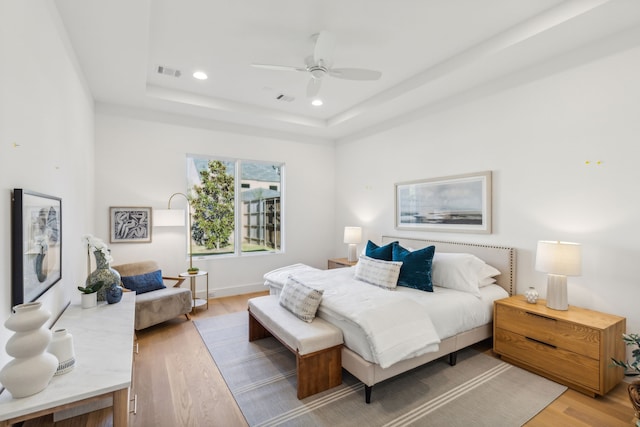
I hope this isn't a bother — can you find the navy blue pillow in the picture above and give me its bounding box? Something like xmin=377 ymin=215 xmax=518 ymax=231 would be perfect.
xmin=365 ymin=240 xmax=397 ymax=261
xmin=392 ymin=244 xmax=435 ymax=292
xmin=121 ymin=269 xmax=166 ymax=294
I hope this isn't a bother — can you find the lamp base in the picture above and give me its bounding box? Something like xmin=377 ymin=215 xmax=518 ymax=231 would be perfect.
xmin=546 ymin=274 xmax=568 ymax=310
xmin=347 ymin=244 xmax=358 ymax=263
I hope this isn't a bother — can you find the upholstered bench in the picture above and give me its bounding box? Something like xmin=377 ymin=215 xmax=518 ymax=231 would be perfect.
xmin=248 ymin=295 xmax=343 ymax=399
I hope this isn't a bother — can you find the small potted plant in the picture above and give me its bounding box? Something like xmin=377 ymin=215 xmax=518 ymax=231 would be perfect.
xmin=611 ymin=333 xmax=640 ymax=423
xmin=187 ymin=266 xmax=200 ymax=274
xmin=77 ymin=281 xmax=105 ymax=308
xmin=612 ymin=333 xmax=640 ymax=374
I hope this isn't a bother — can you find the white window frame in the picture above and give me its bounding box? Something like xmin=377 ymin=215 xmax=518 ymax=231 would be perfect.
xmin=186 ymin=154 xmax=285 ymax=259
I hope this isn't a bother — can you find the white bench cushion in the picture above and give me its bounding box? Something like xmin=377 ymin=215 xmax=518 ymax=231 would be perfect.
xmin=249 ymin=296 xmax=342 ymax=355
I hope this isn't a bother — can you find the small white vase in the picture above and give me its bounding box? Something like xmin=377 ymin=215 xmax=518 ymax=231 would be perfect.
xmin=0 ymin=302 xmax=58 ymax=398
xmin=48 ymin=328 xmax=76 ymax=375
xmin=525 ymin=286 xmax=539 ymax=304
xmin=81 ymin=292 xmax=97 ymax=309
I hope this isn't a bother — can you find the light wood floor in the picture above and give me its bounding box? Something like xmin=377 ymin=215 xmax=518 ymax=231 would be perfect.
xmin=25 ymin=292 xmax=635 ymax=426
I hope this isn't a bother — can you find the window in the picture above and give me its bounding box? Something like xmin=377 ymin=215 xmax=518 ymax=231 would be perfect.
xmin=187 ymin=155 xmax=283 ymax=257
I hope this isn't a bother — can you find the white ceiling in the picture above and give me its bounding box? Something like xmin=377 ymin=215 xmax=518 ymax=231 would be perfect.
xmin=53 ymin=0 xmax=640 ymax=142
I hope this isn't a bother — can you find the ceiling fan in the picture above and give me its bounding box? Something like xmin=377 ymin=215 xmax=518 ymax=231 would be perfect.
xmin=251 ymin=30 xmax=382 ymax=98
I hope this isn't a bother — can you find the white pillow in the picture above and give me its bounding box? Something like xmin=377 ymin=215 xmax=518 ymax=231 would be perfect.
xmin=478 ymin=258 xmax=500 ymax=286
xmin=479 ymin=277 xmax=497 ymax=287
xmin=432 ymin=253 xmax=500 ymax=297
xmin=279 ymin=276 xmax=324 ymax=322
xmin=354 ymin=255 xmax=403 ymax=290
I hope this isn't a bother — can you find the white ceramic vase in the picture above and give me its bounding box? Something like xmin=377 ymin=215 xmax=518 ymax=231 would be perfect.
xmin=0 ymin=302 xmax=58 ymax=398
xmin=525 ymin=286 xmax=539 ymax=304
xmin=48 ymin=328 xmax=76 ymax=375
xmin=81 ymin=292 xmax=97 ymax=309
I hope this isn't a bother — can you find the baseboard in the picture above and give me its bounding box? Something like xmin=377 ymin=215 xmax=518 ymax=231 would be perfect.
xmin=196 ymin=282 xmax=266 ymax=299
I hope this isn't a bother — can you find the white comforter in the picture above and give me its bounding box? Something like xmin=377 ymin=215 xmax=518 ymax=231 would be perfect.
xmin=264 ymin=265 xmax=441 ymax=369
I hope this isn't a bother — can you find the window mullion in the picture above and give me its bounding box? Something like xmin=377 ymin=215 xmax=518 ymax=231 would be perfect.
xmin=235 ymin=160 xmax=242 ymax=256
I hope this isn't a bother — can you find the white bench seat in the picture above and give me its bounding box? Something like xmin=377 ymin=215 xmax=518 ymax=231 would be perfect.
xmin=248 ymin=295 xmax=343 ymax=399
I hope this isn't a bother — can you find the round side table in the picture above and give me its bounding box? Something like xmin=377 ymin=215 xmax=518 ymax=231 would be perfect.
xmin=179 ymin=271 xmax=209 ymax=312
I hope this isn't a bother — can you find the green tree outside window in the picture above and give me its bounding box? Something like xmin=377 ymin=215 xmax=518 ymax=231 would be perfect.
xmin=191 ymin=160 xmax=235 ymax=250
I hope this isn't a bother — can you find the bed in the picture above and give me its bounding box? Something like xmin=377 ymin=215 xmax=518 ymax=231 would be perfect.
xmin=264 ymin=236 xmax=516 ymax=402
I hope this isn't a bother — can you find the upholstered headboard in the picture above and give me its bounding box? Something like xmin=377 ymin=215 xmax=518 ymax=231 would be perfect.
xmin=381 ymin=236 xmax=516 ymax=296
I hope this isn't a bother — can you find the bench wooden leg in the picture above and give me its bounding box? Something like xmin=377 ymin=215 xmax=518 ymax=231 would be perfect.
xmin=296 ymin=344 xmax=342 ymax=399
xmin=248 ymin=311 xmax=272 ymax=341
xmin=248 ymin=309 xmax=342 ymax=400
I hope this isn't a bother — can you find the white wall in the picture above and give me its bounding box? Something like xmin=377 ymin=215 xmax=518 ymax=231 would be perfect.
xmin=335 ymin=41 xmax=640 ymax=333
xmin=94 ymin=109 xmax=336 ymax=298
xmin=0 ymin=2 xmax=95 ymax=367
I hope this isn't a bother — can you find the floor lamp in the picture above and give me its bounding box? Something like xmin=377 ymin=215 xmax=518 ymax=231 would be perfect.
xmin=154 ymin=192 xmax=197 ymax=272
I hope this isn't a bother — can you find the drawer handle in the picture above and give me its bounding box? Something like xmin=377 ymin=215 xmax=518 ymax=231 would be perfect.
xmin=526 ymin=336 xmax=556 ymax=349
xmin=130 ymin=393 xmax=138 ymax=415
xmin=525 ymin=312 xmax=556 ymax=322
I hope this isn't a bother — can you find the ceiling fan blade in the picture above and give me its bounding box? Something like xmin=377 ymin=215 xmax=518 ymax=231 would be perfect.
xmin=251 ymin=63 xmax=307 ymax=72
xmin=307 ymin=78 xmax=322 ymax=98
xmin=313 ymin=30 xmax=336 ymax=66
xmin=329 ymin=68 xmax=382 ymax=81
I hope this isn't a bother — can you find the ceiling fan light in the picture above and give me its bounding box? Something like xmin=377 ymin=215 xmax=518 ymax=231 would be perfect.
xmin=309 ymin=67 xmax=326 ymax=79
xmin=311 ymin=99 xmax=323 ymax=106
xmin=193 ymin=71 xmax=208 ymax=80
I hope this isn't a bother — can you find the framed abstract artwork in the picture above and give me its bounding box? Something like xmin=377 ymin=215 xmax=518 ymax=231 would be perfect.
xmin=395 ymin=171 xmax=492 ymax=234
xmin=12 ymin=189 xmax=62 ymax=307
xmin=109 ymin=206 xmax=152 ymax=243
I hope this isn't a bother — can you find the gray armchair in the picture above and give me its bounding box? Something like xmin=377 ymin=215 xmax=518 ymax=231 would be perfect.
xmin=112 ymin=260 xmax=192 ymax=330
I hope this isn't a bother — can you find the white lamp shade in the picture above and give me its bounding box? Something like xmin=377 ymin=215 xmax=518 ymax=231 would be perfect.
xmin=535 ymin=240 xmax=582 ymax=276
xmin=154 ymin=209 xmax=185 ymax=227
xmin=343 ymin=227 xmax=362 ymax=244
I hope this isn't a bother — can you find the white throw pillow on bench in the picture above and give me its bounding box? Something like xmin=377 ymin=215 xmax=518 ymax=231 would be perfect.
xmin=279 ymin=276 xmax=324 ymax=322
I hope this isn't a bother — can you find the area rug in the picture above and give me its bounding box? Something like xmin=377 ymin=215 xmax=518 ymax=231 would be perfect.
xmin=195 ymin=312 xmax=566 ymax=427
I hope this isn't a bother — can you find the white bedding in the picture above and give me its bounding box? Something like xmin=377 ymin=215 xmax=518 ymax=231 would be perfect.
xmin=263 ymin=265 xmax=507 ymax=368
xmin=329 ymin=282 xmax=508 ymax=362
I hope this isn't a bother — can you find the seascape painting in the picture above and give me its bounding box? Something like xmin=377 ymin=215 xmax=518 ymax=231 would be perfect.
xmin=395 ymin=171 xmax=492 ymax=233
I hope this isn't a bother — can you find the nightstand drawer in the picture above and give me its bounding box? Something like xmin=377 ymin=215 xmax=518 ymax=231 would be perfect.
xmin=495 ymin=304 xmax=600 ymax=359
xmin=494 ymin=296 xmax=626 ymax=396
xmin=495 ymin=328 xmax=599 ymax=390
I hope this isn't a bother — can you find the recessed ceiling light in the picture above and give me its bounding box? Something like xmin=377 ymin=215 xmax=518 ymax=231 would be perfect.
xmin=193 ymin=71 xmax=208 ymax=80
xmin=311 ymin=99 xmax=323 ymax=106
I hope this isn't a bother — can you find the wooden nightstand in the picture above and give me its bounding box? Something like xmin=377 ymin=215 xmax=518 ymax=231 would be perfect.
xmin=493 ymin=296 xmax=626 ymax=397
xmin=327 ymin=258 xmax=358 ymax=269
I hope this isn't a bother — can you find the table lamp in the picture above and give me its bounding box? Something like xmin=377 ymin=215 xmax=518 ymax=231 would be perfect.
xmin=343 ymin=226 xmax=362 ymax=263
xmin=535 ymin=240 xmax=582 ymax=310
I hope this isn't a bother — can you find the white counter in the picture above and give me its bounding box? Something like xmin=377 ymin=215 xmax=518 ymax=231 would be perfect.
xmin=0 ymin=292 xmax=135 ymax=426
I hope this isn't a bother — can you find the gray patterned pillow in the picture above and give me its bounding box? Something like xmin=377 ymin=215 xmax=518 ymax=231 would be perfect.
xmin=279 ymin=276 xmax=324 ymax=322
xmin=354 ymin=255 xmax=403 ymax=290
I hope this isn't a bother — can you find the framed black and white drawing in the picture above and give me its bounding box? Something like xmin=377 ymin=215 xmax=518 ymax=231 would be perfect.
xmin=12 ymin=189 xmax=62 ymax=307
xmin=109 ymin=207 xmax=152 ymax=243
xmin=395 ymin=171 xmax=492 ymax=234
